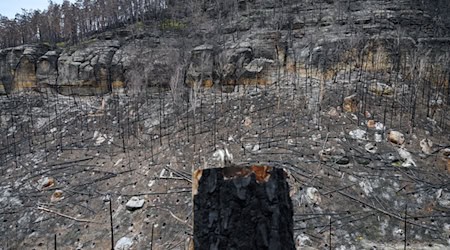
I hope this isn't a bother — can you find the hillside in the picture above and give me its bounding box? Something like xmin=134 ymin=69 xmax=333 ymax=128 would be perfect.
xmin=0 ymin=0 xmax=449 ymax=249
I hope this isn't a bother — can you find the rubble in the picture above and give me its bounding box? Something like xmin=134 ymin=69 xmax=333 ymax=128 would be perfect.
xmin=349 ymin=129 xmax=367 ymax=140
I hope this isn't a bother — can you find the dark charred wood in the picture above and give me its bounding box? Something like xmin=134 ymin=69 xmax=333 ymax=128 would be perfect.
xmin=193 ymin=167 xmax=295 ymax=250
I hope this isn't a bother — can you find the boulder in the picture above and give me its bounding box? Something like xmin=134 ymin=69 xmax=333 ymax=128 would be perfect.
xmin=365 ymin=143 xmax=378 ymax=154
xmin=343 ymin=94 xmax=358 ymax=113
xmin=397 ymin=148 xmax=416 ymax=167
xmin=388 ymin=131 xmax=405 ymax=145
xmin=367 ymin=120 xmax=376 ymax=129
xmin=50 ymin=190 xmax=64 ymax=203
xmin=125 ymin=196 xmax=145 ymax=211
xmin=304 ymin=187 xmax=321 ymax=205
xmin=115 ymin=237 xmax=133 ymax=250
xmin=419 ymin=138 xmax=433 ymax=154
xmin=38 ymin=177 xmax=56 ymax=190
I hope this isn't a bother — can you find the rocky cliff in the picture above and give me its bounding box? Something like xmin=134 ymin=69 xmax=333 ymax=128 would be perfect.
xmin=0 ymin=0 xmax=449 ymax=96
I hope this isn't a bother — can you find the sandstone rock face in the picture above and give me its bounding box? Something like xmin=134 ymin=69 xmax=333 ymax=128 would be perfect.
xmin=37 ymin=51 xmax=60 ymax=87
xmin=185 ymin=41 xmax=277 ymax=88
xmin=56 ymin=40 xmax=120 ymax=95
xmin=186 ymin=44 xmax=214 ymax=88
xmin=113 ymin=37 xmax=180 ymax=90
xmin=0 ymin=0 xmax=449 ymax=96
xmin=0 ymin=45 xmax=50 ymax=94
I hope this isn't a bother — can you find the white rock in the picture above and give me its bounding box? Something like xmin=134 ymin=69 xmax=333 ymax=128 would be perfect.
xmin=365 ymin=143 xmax=377 ymax=154
xmin=114 ymin=158 xmax=123 ymax=166
xmin=159 ymin=169 xmax=166 ymax=178
xmin=374 ymin=133 xmax=383 ymax=142
xmin=126 ymin=197 xmax=145 ymax=211
xmin=397 ymin=148 xmax=416 ymax=167
xmin=305 ymin=187 xmax=321 ymax=204
xmin=93 ymin=131 xmax=99 ymax=139
xmin=95 ymin=134 xmax=107 ymax=145
xmin=311 ymin=134 xmax=321 ymax=141
xmin=359 ymin=180 xmax=373 ymax=196
xmin=419 ymin=138 xmax=433 ymax=154
xmin=348 ymin=175 xmax=358 ymax=183
xmin=436 ymin=189 xmax=450 ymax=208
xmin=38 ymin=177 xmax=55 ymax=189
xmin=349 ymin=129 xmax=367 ymax=140
xmin=296 ymin=234 xmax=311 ymax=247
xmin=375 ymin=122 xmax=385 ymax=131
xmin=212 ymin=148 xmax=233 ymax=167
xmin=115 ymin=237 xmax=133 ymax=250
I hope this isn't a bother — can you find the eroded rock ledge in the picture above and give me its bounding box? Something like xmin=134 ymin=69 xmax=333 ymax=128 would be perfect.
xmin=0 ymin=0 xmax=449 ymax=96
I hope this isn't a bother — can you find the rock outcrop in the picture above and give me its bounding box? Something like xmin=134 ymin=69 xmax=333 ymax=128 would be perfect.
xmin=0 ymin=45 xmax=50 ymax=94
xmin=56 ymin=40 xmax=120 ymax=95
xmin=0 ymin=0 xmax=449 ymax=96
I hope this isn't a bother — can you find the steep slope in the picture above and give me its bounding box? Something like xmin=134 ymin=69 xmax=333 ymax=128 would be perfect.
xmin=0 ymin=0 xmax=449 ymax=249
xmin=0 ymin=0 xmax=449 ymax=96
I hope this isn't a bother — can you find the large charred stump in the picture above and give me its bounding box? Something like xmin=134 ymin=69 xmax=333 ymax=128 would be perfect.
xmin=193 ymin=166 xmax=295 ymax=250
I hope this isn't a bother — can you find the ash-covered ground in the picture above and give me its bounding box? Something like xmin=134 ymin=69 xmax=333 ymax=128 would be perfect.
xmin=1 ymin=69 xmax=449 ymax=249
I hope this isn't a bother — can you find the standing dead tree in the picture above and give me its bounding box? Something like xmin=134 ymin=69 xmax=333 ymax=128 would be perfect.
xmin=193 ymin=166 xmax=295 ymax=249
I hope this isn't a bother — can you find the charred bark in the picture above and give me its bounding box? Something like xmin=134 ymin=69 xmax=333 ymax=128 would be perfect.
xmin=193 ymin=166 xmax=295 ymax=250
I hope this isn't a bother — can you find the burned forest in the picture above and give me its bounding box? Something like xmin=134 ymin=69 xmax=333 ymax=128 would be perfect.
xmin=0 ymin=0 xmax=450 ymax=249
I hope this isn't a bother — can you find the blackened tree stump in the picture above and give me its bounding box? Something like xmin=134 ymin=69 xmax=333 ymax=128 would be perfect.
xmin=193 ymin=166 xmax=295 ymax=250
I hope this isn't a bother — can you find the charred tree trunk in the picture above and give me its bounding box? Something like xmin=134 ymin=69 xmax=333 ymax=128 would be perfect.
xmin=193 ymin=166 xmax=295 ymax=250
